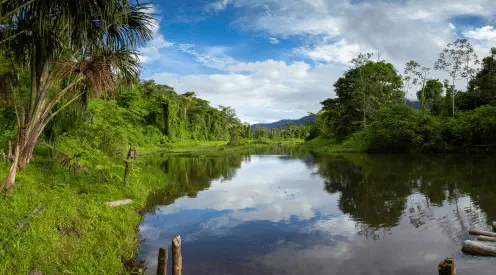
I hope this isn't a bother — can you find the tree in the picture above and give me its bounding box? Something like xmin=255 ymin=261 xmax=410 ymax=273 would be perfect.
xmin=417 ymin=67 xmax=431 ymax=112
xmin=334 ymin=57 xmax=403 ymax=137
xmin=416 ymin=79 xmax=443 ymax=115
xmin=403 ymin=61 xmax=421 ymax=102
xmin=0 ymin=0 xmax=154 ymax=193
xmin=434 ymin=39 xmax=479 ymax=116
xmin=463 ymin=47 xmax=496 ymax=109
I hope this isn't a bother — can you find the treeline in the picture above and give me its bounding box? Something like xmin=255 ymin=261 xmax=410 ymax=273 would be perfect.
xmin=309 ymin=40 xmax=496 ymax=153
xmin=1 ymin=80 xmax=250 ymax=158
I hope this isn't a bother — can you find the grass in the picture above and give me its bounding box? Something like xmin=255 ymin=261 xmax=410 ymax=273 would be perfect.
xmin=0 ymin=154 xmax=170 ymax=274
xmin=160 ymin=139 xmax=304 ymax=157
xmin=300 ymin=134 xmax=368 ymax=154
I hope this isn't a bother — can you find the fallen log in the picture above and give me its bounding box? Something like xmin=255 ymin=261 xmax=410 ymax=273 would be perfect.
xmin=478 ymin=236 xmax=496 ymax=242
xmin=104 ymin=199 xmax=133 ymax=207
xmin=462 ymin=240 xmax=496 ymax=256
xmin=469 ymin=229 xmax=496 ymax=237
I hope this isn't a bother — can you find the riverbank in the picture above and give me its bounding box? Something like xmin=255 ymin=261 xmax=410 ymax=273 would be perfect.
xmin=0 ymin=149 xmax=172 ymax=274
xmin=0 ymin=140 xmax=303 ymax=274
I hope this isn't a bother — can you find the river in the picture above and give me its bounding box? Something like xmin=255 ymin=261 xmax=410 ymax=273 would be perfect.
xmin=138 ymin=148 xmax=496 ymax=274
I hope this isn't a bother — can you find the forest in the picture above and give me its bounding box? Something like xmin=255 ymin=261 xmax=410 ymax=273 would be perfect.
xmin=308 ymin=41 xmax=496 ymax=153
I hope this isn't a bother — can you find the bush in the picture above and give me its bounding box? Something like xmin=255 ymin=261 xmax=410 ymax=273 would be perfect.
xmin=366 ymin=105 xmax=423 ymax=153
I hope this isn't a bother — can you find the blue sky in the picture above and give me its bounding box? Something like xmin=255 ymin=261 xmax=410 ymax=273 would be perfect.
xmin=139 ymin=0 xmax=496 ymax=123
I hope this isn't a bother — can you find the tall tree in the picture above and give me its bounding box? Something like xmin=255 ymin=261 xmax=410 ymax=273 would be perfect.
xmin=416 ymin=79 xmax=444 ymax=115
xmin=403 ymin=61 xmax=421 ymax=102
xmin=0 ymin=0 xmax=154 ymax=193
xmin=434 ymin=39 xmax=479 ymax=116
xmin=334 ymin=57 xmax=403 ymax=137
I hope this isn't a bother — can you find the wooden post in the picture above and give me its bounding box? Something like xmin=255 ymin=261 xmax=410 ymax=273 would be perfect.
xmin=438 ymin=257 xmax=456 ymax=275
xmin=172 ymin=235 xmax=182 ymax=275
xmin=157 ymin=247 xmax=168 ymax=275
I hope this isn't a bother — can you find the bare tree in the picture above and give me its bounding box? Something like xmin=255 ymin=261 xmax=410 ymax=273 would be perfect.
xmin=403 ymin=61 xmax=421 ymax=102
xmin=434 ymin=39 xmax=479 ymax=116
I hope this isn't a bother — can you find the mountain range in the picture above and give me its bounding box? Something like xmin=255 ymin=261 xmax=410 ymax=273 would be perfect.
xmin=251 ymin=115 xmax=316 ymax=129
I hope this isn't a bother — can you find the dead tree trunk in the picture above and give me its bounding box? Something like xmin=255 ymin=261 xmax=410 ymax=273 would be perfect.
xmin=1 ymin=145 xmax=20 ymax=194
xmin=172 ymin=235 xmax=182 ymax=275
xmin=438 ymin=258 xmax=456 ymax=275
xmin=8 ymin=141 xmax=12 ymax=162
xmin=157 ymin=247 xmax=168 ymax=275
xmin=123 ymin=146 xmax=137 ymax=183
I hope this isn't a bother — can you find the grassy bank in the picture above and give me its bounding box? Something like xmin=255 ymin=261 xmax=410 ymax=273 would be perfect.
xmin=147 ymin=139 xmax=305 ymax=157
xmin=300 ymin=135 xmax=367 ymax=154
xmin=0 ymin=150 xmax=170 ymax=274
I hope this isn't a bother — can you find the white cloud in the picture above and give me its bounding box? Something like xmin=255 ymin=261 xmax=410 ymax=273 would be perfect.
xmin=269 ymin=37 xmax=280 ymax=44
xmin=150 ymin=60 xmax=345 ymax=123
xmin=464 ymin=25 xmax=496 ymax=43
xmin=297 ymin=39 xmax=369 ymax=64
xmin=178 ymin=44 xmax=238 ymax=70
xmin=206 ymin=0 xmax=232 ymax=12
xmin=449 ymin=23 xmax=456 ymax=30
xmin=138 ymin=5 xmax=173 ymax=64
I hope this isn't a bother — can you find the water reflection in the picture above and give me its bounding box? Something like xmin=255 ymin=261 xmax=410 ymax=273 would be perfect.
xmin=139 ymin=153 xmax=496 ymax=275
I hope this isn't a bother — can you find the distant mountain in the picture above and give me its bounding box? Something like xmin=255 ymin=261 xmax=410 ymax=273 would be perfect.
xmin=406 ymin=100 xmax=421 ymax=110
xmin=251 ymin=115 xmax=316 ymax=129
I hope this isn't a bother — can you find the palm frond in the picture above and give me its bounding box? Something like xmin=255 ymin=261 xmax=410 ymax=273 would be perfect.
xmin=55 ymin=47 xmax=140 ymax=98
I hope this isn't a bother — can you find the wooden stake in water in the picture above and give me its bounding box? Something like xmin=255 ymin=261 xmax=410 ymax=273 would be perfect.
xmin=438 ymin=257 xmax=456 ymax=275
xmin=157 ymin=247 xmax=168 ymax=275
xmin=172 ymin=235 xmax=182 ymax=275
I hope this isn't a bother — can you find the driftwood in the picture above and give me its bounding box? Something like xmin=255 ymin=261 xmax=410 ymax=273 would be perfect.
xmin=468 ymin=229 xmax=496 ymax=237
xmin=478 ymin=236 xmax=496 ymax=242
xmin=157 ymin=247 xmax=168 ymax=275
xmin=172 ymin=235 xmax=182 ymax=275
xmin=123 ymin=146 xmax=137 ymax=183
xmin=438 ymin=257 xmax=456 ymax=275
xmin=462 ymin=240 xmax=496 ymax=256
xmin=104 ymin=199 xmax=133 ymax=207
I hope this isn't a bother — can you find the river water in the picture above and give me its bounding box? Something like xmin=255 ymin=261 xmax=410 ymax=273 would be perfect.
xmin=138 ymin=148 xmax=496 ymax=274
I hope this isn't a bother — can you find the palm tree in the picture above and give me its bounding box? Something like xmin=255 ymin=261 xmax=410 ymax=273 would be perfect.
xmin=0 ymin=0 xmax=154 ymax=193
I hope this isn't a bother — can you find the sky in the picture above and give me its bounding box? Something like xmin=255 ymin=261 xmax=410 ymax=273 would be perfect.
xmin=139 ymin=0 xmax=496 ymax=124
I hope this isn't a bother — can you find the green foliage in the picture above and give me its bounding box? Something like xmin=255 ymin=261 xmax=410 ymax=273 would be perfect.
xmin=416 ymin=79 xmax=443 ymax=115
xmin=366 ymin=105 xmax=423 ymax=152
xmin=0 ymin=108 xmax=16 ymax=150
